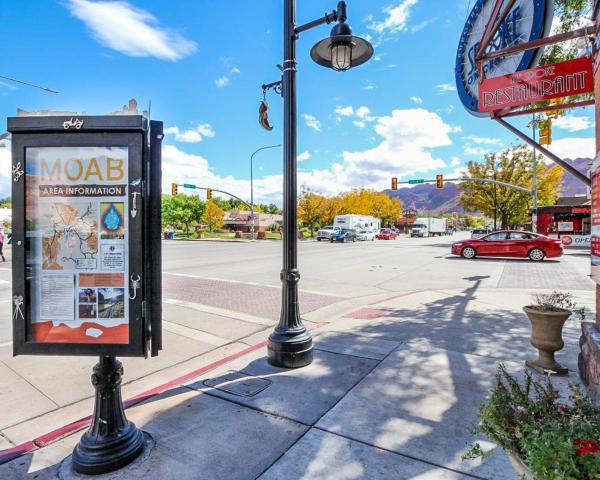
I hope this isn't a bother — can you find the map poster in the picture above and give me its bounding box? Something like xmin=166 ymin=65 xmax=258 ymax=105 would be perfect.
xmin=25 ymin=146 xmax=130 ymax=344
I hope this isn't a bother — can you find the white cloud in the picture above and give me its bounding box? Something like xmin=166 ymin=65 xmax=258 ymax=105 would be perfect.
xmin=215 ymin=76 xmax=230 ymax=88
xmin=356 ymin=106 xmax=372 ymax=119
xmin=298 ymin=151 xmax=311 ymax=162
xmin=410 ymin=96 xmax=423 ymax=105
xmin=66 ymin=0 xmax=197 ymax=61
xmin=436 ymin=83 xmax=456 ymax=93
xmin=548 ymin=137 xmax=594 ymax=160
xmin=302 ymin=114 xmax=321 ymax=132
xmin=464 ymin=146 xmax=489 ymax=156
xmin=463 ymin=136 xmax=500 ymax=145
xmin=164 ymin=123 xmax=215 ymax=143
xmin=230 ymin=67 xmax=241 ymax=74
xmin=161 ymin=107 xmax=456 ymax=203
xmin=335 ymin=105 xmax=377 ymax=127
xmin=362 ymin=83 xmax=375 ymax=91
xmin=368 ymin=0 xmax=419 ymax=34
xmin=553 ymin=115 xmax=593 ymax=132
xmin=411 ymin=17 xmax=436 ymax=33
xmin=334 ymin=106 xmax=354 ymax=117
xmin=450 ymin=157 xmax=461 ymax=167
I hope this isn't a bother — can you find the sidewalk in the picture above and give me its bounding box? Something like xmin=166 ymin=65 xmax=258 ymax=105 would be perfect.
xmin=0 ymin=283 xmax=594 ymax=479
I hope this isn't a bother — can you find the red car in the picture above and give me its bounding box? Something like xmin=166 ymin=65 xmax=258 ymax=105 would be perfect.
xmin=376 ymin=229 xmax=398 ymax=240
xmin=451 ymin=230 xmax=563 ymax=261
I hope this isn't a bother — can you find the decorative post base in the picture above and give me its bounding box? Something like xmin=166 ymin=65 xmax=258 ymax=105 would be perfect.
xmin=267 ymin=329 xmax=313 ymax=368
xmin=72 ymin=356 xmax=145 ymax=475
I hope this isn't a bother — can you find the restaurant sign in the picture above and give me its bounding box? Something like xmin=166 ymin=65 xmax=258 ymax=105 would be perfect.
xmin=479 ymin=56 xmax=593 ymax=112
xmin=8 ymin=115 xmax=163 ymax=357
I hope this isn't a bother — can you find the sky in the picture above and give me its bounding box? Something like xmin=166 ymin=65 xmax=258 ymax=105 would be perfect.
xmin=0 ymin=0 xmax=595 ymax=204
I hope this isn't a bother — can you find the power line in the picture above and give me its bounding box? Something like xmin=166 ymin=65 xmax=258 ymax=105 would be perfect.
xmin=0 ymin=75 xmax=59 ymax=93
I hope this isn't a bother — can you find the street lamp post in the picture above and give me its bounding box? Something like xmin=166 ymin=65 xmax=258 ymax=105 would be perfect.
xmin=267 ymin=0 xmax=373 ymax=368
xmin=488 ymin=165 xmax=498 ymax=231
xmin=250 ymin=144 xmax=282 ymax=240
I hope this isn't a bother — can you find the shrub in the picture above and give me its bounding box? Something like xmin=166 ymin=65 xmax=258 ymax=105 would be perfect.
xmin=464 ymin=365 xmax=600 ymax=479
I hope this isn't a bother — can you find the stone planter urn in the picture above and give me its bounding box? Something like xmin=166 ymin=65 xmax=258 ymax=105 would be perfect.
xmin=523 ymin=306 xmax=571 ymax=375
xmin=508 ymin=451 xmax=535 ymax=480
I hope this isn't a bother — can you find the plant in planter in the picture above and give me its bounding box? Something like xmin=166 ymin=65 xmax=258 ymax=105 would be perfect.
xmin=464 ymin=364 xmax=600 ymax=479
xmin=524 ymin=291 xmax=585 ymax=376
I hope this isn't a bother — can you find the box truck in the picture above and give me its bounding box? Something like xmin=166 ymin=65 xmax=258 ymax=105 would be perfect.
xmin=411 ymin=217 xmax=447 ymax=237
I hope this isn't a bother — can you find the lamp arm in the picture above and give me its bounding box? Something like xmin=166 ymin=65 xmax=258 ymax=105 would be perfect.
xmin=294 ymin=10 xmax=337 ymax=35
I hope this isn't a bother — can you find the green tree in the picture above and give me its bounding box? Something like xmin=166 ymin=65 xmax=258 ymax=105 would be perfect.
xmin=205 ymin=200 xmax=225 ymax=232
xmin=0 ymin=197 xmax=10 ymax=208
xmin=460 ymin=146 xmax=563 ymax=229
xmin=161 ymin=194 xmax=206 ymax=233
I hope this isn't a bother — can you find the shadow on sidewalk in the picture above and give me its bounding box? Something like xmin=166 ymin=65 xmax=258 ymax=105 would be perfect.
xmin=5 ymin=277 xmax=578 ymax=479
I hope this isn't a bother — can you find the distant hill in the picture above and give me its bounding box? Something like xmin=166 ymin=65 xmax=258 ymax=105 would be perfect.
xmin=384 ymin=157 xmax=590 ymax=214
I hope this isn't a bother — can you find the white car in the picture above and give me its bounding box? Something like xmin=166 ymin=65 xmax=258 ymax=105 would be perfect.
xmin=316 ymin=225 xmax=340 ymax=241
xmin=356 ymin=230 xmax=375 ymax=241
xmin=471 ymin=228 xmax=492 ymax=239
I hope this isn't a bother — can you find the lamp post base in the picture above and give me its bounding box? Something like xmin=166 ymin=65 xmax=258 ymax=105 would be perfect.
xmin=267 ymin=329 xmax=313 ymax=368
xmin=71 ymin=356 xmax=145 ymax=475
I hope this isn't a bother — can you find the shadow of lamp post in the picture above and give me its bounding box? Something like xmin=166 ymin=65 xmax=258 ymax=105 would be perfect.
xmin=266 ymin=0 xmax=374 ymax=368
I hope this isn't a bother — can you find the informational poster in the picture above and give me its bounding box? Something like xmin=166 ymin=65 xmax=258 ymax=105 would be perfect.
xmin=26 ymin=147 xmax=129 ymax=344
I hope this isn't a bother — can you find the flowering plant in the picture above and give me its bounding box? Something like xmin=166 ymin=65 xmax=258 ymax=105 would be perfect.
xmin=464 ymin=365 xmax=600 ymax=479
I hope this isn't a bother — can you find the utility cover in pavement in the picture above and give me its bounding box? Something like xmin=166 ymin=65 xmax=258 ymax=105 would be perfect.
xmin=203 ymin=370 xmax=272 ymax=397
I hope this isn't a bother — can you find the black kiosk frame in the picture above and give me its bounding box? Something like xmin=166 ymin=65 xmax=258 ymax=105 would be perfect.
xmin=8 ymin=115 xmax=163 ymax=474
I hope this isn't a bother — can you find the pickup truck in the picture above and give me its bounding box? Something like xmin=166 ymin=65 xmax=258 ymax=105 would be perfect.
xmin=316 ymin=225 xmax=340 ymax=241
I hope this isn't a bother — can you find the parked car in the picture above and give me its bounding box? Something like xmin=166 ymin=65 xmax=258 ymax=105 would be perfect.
xmin=376 ymin=229 xmax=398 ymax=240
xmin=356 ymin=230 xmax=375 ymax=241
xmin=330 ymin=229 xmax=357 ymax=243
xmin=316 ymin=225 xmax=340 ymax=241
xmin=451 ymin=230 xmax=563 ymax=261
xmin=471 ymin=228 xmax=491 ymax=239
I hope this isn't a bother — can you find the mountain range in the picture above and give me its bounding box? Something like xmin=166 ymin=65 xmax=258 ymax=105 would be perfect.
xmin=385 ymin=158 xmax=590 ymax=214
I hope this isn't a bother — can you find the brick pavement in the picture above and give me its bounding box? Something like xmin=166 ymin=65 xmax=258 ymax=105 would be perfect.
xmin=497 ymin=257 xmax=594 ymax=290
xmin=163 ymin=273 xmax=344 ymax=320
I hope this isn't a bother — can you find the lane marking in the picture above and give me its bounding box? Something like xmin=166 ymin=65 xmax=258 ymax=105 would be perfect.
xmin=164 ymin=272 xmax=347 ymax=299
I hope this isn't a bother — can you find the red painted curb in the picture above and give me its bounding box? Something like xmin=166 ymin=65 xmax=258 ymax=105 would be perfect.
xmin=0 ymin=340 xmax=268 ymax=465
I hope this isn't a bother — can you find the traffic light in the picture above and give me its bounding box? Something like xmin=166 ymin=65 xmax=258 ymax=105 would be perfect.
xmin=171 ymin=183 xmax=178 ymax=196
xmin=391 ymin=177 xmax=398 ymax=190
xmin=539 ymin=120 xmax=552 ymax=146
xmin=436 ymin=174 xmax=444 ymax=189
xmin=207 ymin=188 xmax=212 ymax=200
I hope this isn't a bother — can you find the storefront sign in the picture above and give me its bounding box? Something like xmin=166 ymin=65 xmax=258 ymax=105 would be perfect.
xmin=479 ymin=57 xmax=593 ymax=112
xmin=573 ymin=207 xmax=592 ymax=214
xmin=558 ymin=221 xmax=574 ymax=231
xmin=9 ymin=115 xmax=163 ymax=357
xmin=591 ymin=155 xmax=600 ymax=283
xmin=561 ymin=235 xmax=591 ymax=248
xmin=455 ymin=0 xmax=553 ymax=116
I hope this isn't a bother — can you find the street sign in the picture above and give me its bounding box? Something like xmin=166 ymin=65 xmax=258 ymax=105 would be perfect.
xmin=8 ymin=115 xmax=163 ymax=357
xmin=479 ymin=57 xmax=594 ymax=112
xmin=408 ymin=179 xmax=425 ymax=184
xmin=183 ymin=183 xmax=196 ymax=189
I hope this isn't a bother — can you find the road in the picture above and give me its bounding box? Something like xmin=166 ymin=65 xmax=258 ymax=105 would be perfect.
xmin=0 ymin=233 xmax=594 ymax=447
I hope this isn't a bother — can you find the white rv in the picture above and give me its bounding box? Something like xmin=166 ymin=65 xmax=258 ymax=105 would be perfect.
xmin=334 ymin=215 xmax=381 ymax=233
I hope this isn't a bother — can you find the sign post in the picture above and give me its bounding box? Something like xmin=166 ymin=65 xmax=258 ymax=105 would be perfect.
xmin=8 ymin=115 xmax=163 ymax=474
